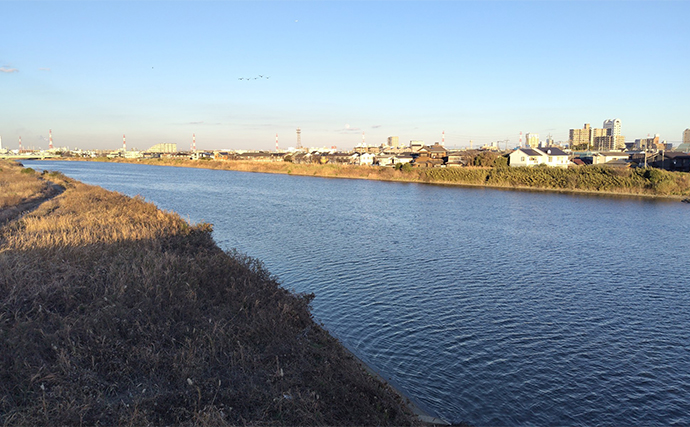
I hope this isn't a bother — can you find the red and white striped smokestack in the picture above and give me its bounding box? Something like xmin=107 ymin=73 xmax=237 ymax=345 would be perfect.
xmin=275 ymin=133 xmax=279 ymax=151
xmin=192 ymin=134 xmax=196 ymax=152
xmin=519 ymin=131 xmax=523 ymax=147
xmin=442 ymin=130 xmax=445 ymax=146
xmin=19 ymin=136 xmax=22 ymax=151
xmin=362 ymin=131 xmax=365 ymax=145
xmin=49 ymin=129 xmax=53 ymax=149
xmin=123 ymin=134 xmax=126 ymax=151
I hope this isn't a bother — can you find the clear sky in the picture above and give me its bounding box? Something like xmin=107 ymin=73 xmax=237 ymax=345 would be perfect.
xmin=1 ymin=1 xmax=689 ymax=151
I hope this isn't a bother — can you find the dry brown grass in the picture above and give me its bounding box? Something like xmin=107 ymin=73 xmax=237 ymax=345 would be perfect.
xmin=0 ymin=161 xmax=49 ymax=208
xmin=0 ymin=174 xmax=419 ymax=426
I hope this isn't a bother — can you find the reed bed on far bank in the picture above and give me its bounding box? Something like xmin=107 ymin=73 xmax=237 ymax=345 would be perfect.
xmin=91 ymin=157 xmax=690 ymax=198
xmin=0 ymin=177 xmax=418 ymax=426
xmin=424 ymin=165 xmax=690 ymax=196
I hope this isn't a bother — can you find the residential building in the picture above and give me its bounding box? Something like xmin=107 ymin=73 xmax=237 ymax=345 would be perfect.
xmin=445 ymin=151 xmax=466 ymax=167
xmin=508 ymin=147 xmax=570 ymax=168
xmin=525 ymin=133 xmax=539 ymax=148
xmin=570 ymin=121 xmax=623 ymax=150
xmin=593 ymin=135 xmax=619 ymax=151
xmin=677 ymin=129 xmax=690 ymax=152
xmin=634 ymin=135 xmax=660 ymax=150
xmin=410 ymin=141 xmax=425 ymax=151
xmin=587 ymin=151 xmax=630 ymax=165
xmin=387 ymin=136 xmax=400 ymax=148
xmin=602 ymin=119 xmax=625 ymax=149
xmin=376 ymin=155 xmax=396 ymax=167
xmin=569 ymin=124 xmax=592 ymax=149
xmin=603 ymin=119 xmax=621 ymax=137
xmin=413 ymin=143 xmax=446 ymax=168
xmin=352 ymin=152 xmax=375 ymax=165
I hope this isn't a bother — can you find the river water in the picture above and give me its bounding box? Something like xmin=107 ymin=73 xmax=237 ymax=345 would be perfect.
xmin=26 ymin=160 xmax=690 ymax=426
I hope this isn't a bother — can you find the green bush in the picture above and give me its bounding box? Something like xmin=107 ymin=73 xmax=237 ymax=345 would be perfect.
xmin=421 ymin=164 xmax=690 ymax=196
xmin=20 ymin=168 xmax=34 ymax=174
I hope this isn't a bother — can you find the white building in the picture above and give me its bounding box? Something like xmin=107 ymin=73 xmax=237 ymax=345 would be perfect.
xmin=508 ymin=147 xmax=570 ymax=168
xmin=603 ymin=119 xmax=621 ymax=136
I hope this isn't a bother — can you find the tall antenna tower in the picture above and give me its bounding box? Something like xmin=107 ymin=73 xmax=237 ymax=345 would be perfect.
xmin=296 ymin=127 xmax=302 ymax=149
xmin=442 ymin=130 xmax=445 ymax=146
xmin=123 ymin=134 xmax=126 ymax=151
xmin=275 ymin=133 xmax=279 ymax=151
xmin=192 ymin=134 xmax=196 ymax=152
xmin=49 ymin=129 xmax=53 ymax=150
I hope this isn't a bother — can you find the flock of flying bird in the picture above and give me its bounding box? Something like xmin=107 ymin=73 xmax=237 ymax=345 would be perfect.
xmin=238 ymin=75 xmax=270 ymax=81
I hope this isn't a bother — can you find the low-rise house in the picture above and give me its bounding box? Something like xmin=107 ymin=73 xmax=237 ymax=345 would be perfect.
xmin=643 ymin=151 xmax=690 ymax=172
xmin=508 ymin=147 xmax=570 ymax=168
xmin=413 ymin=143 xmax=446 ymax=168
xmin=377 ymin=155 xmax=396 ymax=167
xmin=358 ymin=152 xmax=375 ymax=165
xmin=322 ymin=152 xmax=352 ymax=164
xmin=661 ymin=152 xmax=690 ymax=172
xmin=394 ymin=154 xmax=414 ymax=165
xmin=589 ymin=151 xmax=630 ymax=165
xmin=446 ymin=151 xmax=467 ymax=167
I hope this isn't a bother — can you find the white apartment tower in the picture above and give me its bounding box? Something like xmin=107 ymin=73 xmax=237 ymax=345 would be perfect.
xmin=525 ymin=133 xmax=539 ymax=148
xmin=603 ymin=119 xmax=621 ymax=137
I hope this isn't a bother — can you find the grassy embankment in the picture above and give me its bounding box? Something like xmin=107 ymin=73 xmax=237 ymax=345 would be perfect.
xmin=0 ymin=160 xmax=419 ymax=426
xmin=98 ymin=156 xmax=690 ymax=198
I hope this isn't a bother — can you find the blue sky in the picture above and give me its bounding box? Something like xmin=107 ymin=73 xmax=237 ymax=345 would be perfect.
xmin=1 ymin=1 xmax=689 ymax=151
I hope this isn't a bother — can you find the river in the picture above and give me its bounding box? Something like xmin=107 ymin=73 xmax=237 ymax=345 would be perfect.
xmin=25 ymin=160 xmax=690 ymax=426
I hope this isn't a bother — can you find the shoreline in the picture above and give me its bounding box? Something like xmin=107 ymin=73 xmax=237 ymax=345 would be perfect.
xmin=49 ymin=157 xmax=689 ymax=202
xmin=0 ymin=160 xmax=423 ymax=426
xmin=20 ymin=161 xmax=453 ymax=425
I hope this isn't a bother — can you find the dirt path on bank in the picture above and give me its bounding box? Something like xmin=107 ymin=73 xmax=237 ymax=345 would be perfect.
xmin=0 ymin=183 xmax=65 ymax=227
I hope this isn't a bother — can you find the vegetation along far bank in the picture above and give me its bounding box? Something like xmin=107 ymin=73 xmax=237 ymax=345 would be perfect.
xmin=0 ymin=160 xmax=422 ymax=426
xmin=78 ymin=156 xmax=690 ymax=199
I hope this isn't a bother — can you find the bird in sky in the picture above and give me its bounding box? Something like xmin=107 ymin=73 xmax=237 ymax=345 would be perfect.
xmin=237 ymin=75 xmax=271 ymax=81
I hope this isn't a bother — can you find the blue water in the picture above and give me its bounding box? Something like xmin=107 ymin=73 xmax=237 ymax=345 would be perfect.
xmin=26 ymin=161 xmax=690 ymax=426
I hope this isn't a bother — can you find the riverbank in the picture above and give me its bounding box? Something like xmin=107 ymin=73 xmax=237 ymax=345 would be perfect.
xmin=69 ymin=157 xmax=690 ymax=200
xmin=0 ymin=160 xmax=422 ymax=426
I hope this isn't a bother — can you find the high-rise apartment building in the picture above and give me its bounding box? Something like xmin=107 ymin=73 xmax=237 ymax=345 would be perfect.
xmin=570 ymin=120 xmax=625 ymax=150
xmin=387 ymin=136 xmax=400 ymax=148
xmin=676 ymin=128 xmax=690 ymax=152
xmin=603 ymin=119 xmax=621 ymax=137
xmin=569 ymin=124 xmax=592 ymax=149
xmin=602 ymin=118 xmax=625 ymax=149
xmin=525 ymin=133 xmax=539 ymax=148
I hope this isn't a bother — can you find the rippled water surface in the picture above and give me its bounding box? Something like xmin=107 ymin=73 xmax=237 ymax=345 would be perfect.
xmin=27 ymin=161 xmax=690 ymax=425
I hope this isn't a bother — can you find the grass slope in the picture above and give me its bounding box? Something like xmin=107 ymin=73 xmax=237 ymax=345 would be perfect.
xmin=0 ymin=163 xmax=418 ymax=426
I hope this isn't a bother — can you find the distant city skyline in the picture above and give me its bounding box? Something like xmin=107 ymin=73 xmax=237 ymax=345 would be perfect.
xmin=1 ymin=1 xmax=689 ymax=151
